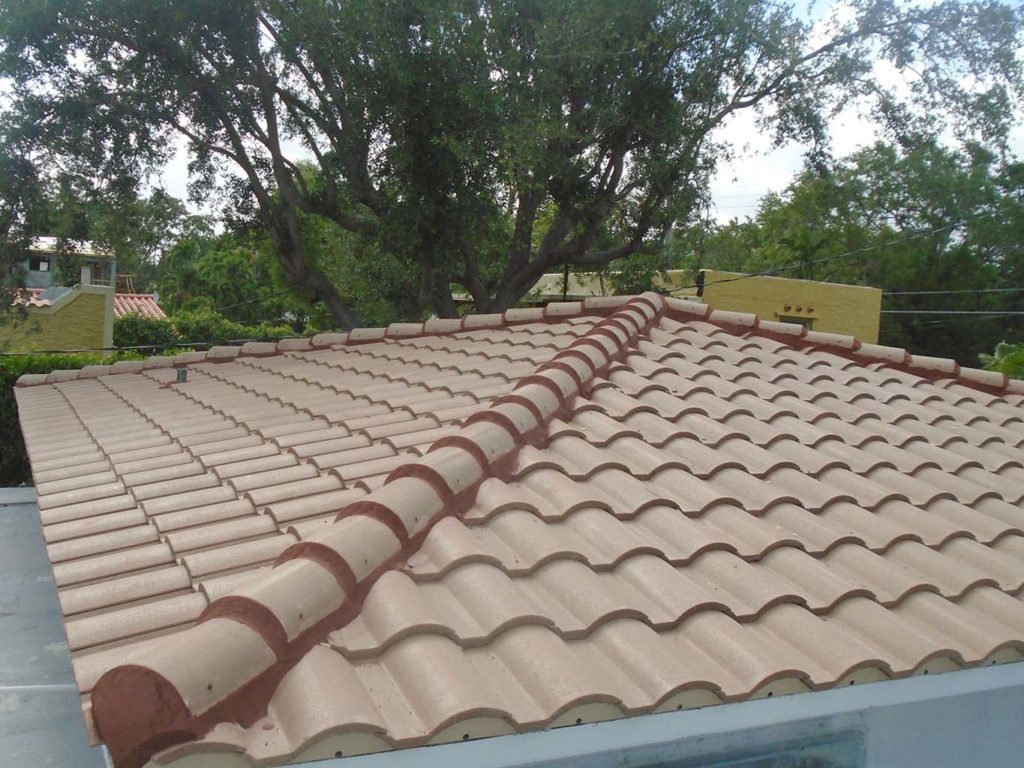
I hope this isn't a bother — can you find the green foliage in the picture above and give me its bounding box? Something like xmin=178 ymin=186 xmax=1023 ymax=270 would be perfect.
xmin=6 ymin=171 xmax=210 ymax=293
xmin=685 ymin=140 xmax=1024 ymax=364
xmin=297 ymin=212 xmax=421 ymax=328
xmin=981 ymin=342 xmax=1024 ymax=379
xmin=0 ymin=352 xmax=143 ymax=485
xmin=3 ymin=0 xmax=1021 ymax=323
xmin=0 ymin=141 xmax=44 ymax=327
xmin=113 ymin=314 xmax=179 ymax=352
xmin=169 ymin=301 xmax=293 ymax=345
xmin=158 ymin=235 xmax=295 ymax=325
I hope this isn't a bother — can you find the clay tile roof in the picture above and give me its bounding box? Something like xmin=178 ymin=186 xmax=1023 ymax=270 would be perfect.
xmin=113 ymin=293 xmax=167 ymax=320
xmin=12 ymin=287 xmax=52 ymax=307
xmin=13 ymin=293 xmax=1024 ymax=768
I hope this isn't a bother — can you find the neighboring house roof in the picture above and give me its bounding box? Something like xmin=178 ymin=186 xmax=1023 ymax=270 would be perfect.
xmin=13 ymin=293 xmax=1024 ymax=768
xmin=13 ymin=287 xmax=52 ymax=307
xmin=29 ymin=236 xmax=108 ymax=258
xmin=113 ymin=293 xmax=166 ymax=320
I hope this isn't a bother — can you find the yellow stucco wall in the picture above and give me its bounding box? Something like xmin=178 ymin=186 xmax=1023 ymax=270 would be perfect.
xmin=525 ymin=268 xmax=882 ymax=342
xmin=1 ymin=286 xmax=113 ymax=352
xmin=699 ymin=270 xmax=882 ymax=342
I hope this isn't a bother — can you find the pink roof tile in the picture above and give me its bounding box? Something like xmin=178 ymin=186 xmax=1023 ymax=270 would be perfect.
xmin=113 ymin=293 xmax=166 ymax=319
xmin=12 ymin=293 xmax=1024 ymax=768
xmin=12 ymin=287 xmax=52 ymax=307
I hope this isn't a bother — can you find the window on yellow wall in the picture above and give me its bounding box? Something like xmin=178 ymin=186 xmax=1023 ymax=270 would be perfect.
xmin=777 ymin=315 xmax=813 ymax=329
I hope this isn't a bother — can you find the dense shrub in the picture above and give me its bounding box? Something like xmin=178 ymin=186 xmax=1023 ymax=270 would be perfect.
xmin=170 ymin=302 xmax=294 ymax=345
xmin=0 ymin=352 xmax=142 ymax=486
xmin=113 ymin=314 xmax=179 ymax=352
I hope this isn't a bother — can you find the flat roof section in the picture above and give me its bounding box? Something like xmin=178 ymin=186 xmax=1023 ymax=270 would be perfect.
xmin=0 ymin=487 xmax=108 ymax=768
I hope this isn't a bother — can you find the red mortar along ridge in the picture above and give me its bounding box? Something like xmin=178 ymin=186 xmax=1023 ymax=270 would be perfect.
xmin=88 ymin=294 xmax=665 ymax=768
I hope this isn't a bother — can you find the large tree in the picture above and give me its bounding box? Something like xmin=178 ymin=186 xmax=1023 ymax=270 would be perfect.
xmin=1 ymin=0 xmax=1021 ymax=327
xmin=684 ymin=140 xmax=1024 ymax=363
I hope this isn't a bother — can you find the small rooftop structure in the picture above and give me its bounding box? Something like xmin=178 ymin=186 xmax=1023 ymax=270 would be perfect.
xmin=24 ymin=237 xmax=116 ymax=290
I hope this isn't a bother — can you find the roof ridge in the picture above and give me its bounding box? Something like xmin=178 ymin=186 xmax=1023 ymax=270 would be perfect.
xmin=88 ymin=293 xmax=667 ymax=768
xmin=13 ymin=296 xmax=632 ymax=387
xmin=663 ymin=297 xmax=1024 ymax=397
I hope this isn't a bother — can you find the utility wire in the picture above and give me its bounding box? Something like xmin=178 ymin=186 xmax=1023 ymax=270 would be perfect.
xmin=0 ymin=336 xmax=303 ymax=357
xmin=214 ymin=285 xmax=297 ymax=313
xmin=883 ymin=287 xmax=1024 ymax=296
xmin=915 ymin=312 xmax=1024 ymax=328
xmin=880 ymin=310 xmax=1024 ymax=315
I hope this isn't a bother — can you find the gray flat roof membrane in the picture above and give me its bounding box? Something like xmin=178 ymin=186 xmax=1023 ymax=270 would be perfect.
xmin=0 ymin=488 xmax=107 ymax=767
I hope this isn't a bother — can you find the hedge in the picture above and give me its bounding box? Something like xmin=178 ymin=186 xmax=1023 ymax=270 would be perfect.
xmin=113 ymin=314 xmax=180 ymax=352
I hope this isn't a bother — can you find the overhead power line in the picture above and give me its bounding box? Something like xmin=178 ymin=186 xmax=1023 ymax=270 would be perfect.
xmin=215 ymin=285 xmax=297 ymax=313
xmin=879 ymin=310 xmax=1024 ymax=315
xmin=0 ymin=336 xmax=301 ymax=357
xmin=883 ymin=287 xmax=1024 ymax=296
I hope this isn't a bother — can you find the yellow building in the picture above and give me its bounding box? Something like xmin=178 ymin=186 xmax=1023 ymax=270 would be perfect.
xmin=693 ymin=270 xmax=882 ymax=342
xmin=2 ymin=284 xmax=114 ymax=353
xmin=4 ymin=238 xmax=116 ymax=353
xmin=528 ymin=268 xmax=882 ymax=342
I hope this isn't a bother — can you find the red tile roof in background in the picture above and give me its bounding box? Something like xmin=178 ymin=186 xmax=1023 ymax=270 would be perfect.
xmin=13 ymin=287 xmax=52 ymax=307
xmin=113 ymin=293 xmax=166 ymax=320
xmin=13 ymin=293 xmax=1024 ymax=768
xmin=11 ymin=289 xmax=165 ymax=317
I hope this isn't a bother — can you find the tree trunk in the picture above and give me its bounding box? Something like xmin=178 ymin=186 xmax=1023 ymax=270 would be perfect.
xmin=432 ymin=279 xmax=460 ymax=319
xmin=297 ymin=264 xmax=361 ymax=330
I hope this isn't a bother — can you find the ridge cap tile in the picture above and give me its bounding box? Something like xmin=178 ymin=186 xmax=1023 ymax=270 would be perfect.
xmin=84 ymin=295 xmax=662 ymax=767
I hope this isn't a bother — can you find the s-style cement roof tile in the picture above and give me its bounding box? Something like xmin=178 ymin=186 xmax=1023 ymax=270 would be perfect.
xmin=12 ymin=293 xmax=1024 ymax=768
